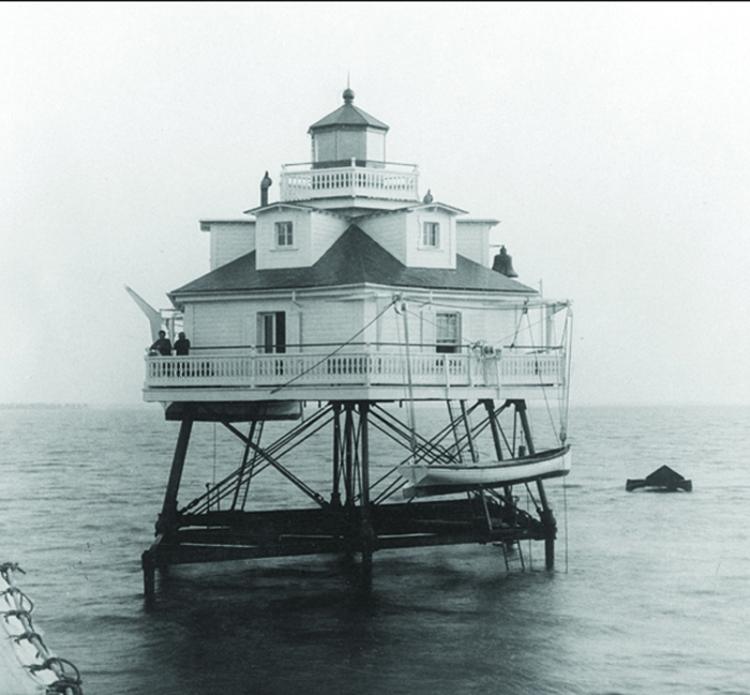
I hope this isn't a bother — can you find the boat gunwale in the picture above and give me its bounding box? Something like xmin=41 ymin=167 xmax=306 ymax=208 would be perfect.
xmin=399 ymin=445 xmax=570 ymax=472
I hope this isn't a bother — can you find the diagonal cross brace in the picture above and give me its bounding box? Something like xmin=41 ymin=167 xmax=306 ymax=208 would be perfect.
xmin=221 ymin=421 xmax=329 ymax=508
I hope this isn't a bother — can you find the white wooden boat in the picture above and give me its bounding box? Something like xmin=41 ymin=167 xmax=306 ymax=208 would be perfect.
xmin=399 ymin=445 xmax=571 ymax=498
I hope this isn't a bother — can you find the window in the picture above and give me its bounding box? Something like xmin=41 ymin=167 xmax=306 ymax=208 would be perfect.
xmin=436 ymin=312 xmax=460 ymax=353
xmin=421 ymin=221 xmax=440 ymax=248
xmin=275 ymin=221 xmax=294 ymax=248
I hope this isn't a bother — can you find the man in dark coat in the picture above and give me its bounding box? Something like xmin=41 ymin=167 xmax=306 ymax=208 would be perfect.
xmin=150 ymin=330 xmax=172 ymax=356
xmin=174 ymin=332 xmax=191 ymax=356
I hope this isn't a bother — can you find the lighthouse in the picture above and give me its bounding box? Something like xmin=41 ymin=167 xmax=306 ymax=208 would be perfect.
xmin=138 ymin=87 xmax=573 ymax=598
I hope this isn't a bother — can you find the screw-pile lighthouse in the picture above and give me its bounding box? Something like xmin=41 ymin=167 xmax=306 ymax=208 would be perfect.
xmin=136 ymin=87 xmax=573 ymax=598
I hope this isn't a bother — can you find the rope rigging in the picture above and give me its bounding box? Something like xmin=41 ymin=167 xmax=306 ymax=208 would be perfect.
xmin=399 ymin=296 xmax=566 ymax=352
xmin=269 ymin=297 xmax=398 ymax=394
xmin=393 ymin=297 xmax=418 ymax=459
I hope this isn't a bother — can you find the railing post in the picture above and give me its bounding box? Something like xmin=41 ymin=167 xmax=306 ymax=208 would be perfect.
xmin=559 ymin=350 xmax=566 ymax=387
xmin=249 ymin=352 xmax=256 ymax=388
xmin=495 ymin=352 xmax=502 ymax=399
xmin=443 ymin=354 xmax=450 ymax=399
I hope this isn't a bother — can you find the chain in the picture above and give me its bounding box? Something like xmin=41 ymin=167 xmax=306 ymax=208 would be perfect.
xmin=1 ymin=563 xmax=83 ymax=694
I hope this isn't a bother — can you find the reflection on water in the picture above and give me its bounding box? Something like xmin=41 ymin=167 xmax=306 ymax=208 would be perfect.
xmin=1 ymin=405 xmax=750 ymax=694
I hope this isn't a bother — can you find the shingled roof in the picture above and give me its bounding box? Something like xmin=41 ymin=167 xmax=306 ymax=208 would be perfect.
xmin=308 ymin=102 xmax=388 ymax=132
xmin=170 ymin=225 xmax=536 ymax=301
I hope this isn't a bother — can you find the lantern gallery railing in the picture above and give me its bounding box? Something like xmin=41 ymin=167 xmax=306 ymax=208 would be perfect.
xmin=144 ymin=349 xmax=566 ymax=391
xmin=280 ymin=160 xmax=419 ymax=202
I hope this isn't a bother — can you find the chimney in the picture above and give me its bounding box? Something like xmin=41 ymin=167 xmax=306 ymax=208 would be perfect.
xmin=260 ymin=171 xmax=273 ymax=207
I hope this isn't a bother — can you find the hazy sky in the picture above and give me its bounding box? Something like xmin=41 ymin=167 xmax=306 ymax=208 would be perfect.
xmin=2 ymin=2 xmax=749 ymax=406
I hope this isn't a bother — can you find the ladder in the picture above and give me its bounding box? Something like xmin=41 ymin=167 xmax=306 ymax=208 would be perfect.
xmin=497 ymin=538 xmax=526 ymax=573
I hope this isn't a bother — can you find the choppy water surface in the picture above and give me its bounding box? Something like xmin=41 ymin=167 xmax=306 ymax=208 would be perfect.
xmin=1 ymin=404 xmax=749 ymax=694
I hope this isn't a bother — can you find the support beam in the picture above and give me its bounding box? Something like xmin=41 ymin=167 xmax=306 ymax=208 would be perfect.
xmin=222 ymin=421 xmax=328 ymax=507
xmin=157 ymin=416 xmax=193 ymax=536
xmin=141 ymin=397 xmax=565 ymax=596
xmin=331 ymin=403 xmax=342 ymax=506
xmin=141 ymin=544 xmax=157 ymax=600
xmin=459 ymin=400 xmax=478 ymax=463
xmin=230 ymin=420 xmax=256 ymax=510
xmin=446 ymin=401 xmax=463 ymax=463
xmin=344 ymin=404 xmax=354 ymax=508
xmin=535 ymin=480 xmax=556 ymax=570
xmin=515 ymin=399 xmax=536 ymax=455
xmin=359 ymin=402 xmax=374 ymax=583
xmin=483 ymin=399 xmax=504 ymax=461
xmin=514 ymin=399 xmax=556 ymax=570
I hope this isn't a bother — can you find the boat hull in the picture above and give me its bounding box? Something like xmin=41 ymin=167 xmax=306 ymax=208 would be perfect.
xmin=400 ymin=446 xmax=571 ymax=498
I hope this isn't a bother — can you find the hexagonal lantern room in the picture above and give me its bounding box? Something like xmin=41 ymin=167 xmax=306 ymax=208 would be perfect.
xmin=131 ymin=86 xmax=574 ymax=599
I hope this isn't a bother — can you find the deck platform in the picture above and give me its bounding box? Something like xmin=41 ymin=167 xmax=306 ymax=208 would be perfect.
xmin=143 ymin=348 xmax=566 ymax=403
xmin=145 ymin=496 xmax=552 ymax=567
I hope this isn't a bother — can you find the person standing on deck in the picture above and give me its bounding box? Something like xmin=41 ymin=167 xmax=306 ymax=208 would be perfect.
xmin=150 ymin=330 xmax=172 ymax=356
xmin=174 ymin=332 xmax=190 ymax=356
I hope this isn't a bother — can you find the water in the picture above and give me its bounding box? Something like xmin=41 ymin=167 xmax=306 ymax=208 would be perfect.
xmin=2 ymin=404 xmax=749 ymax=694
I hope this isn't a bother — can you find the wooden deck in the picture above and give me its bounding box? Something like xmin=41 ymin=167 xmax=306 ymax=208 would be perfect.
xmin=143 ymin=348 xmax=566 ymax=403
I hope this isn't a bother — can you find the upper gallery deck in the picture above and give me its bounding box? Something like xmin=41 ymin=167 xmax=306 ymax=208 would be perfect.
xmin=279 ymin=160 xmax=419 ymax=207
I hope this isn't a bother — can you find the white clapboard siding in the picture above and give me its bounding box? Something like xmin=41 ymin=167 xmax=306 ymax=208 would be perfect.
xmin=192 ymin=301 xmax=248 ymax=347
xmin=208 ymin=222 xmax=256 ymax=270
xmin=187 ymin=292 xmax=539 ymax=355
xmin=456 ymin=220 xmax=495 ymax=268
xmin=299 ymin=297 xmax=363 ymax=348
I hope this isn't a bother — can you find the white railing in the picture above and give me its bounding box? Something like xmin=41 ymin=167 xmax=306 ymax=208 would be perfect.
xmin=500 ymin=351 xmax=565 ymax=385
xmin=280 ymin=161 xmax=419 ymax=202
xmin=144 ymin=349 xmax=565 ymax=391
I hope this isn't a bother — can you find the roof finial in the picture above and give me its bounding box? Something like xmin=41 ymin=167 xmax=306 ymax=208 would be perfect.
xmin=343 ymin=73 xmax=354 ymax=104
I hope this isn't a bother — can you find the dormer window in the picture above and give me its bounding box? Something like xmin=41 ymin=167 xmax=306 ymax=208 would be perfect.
xmin=421 ymin=222 xmax=440 ymax=249
xmin=275 ymin=221 xmax=294 ymax=248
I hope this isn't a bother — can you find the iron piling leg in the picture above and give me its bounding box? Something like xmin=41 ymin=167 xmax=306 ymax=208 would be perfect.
xmin=343 ymin=404 xmax=354 ymax=508
xmin=146 ymin=414 xmax=193 ymax=596
xmin=142 ymin=549 xmax=156 ymax=600
xmin=534 ymin=480 xmax=556 ymax=570
xmin=483 ymin=399 xmax=504 ymax=460
xmin=359 ymin=402 xmax=374 ymax=587
xmin=331 ymin=403 xmax=342 ymax=507
xmin=157 ymin=416 xmax=194 ymax=535
xmin=341 ymin=404 xmax=356 ymax=556
xmin=459 ymin=400 xmax=478 ymax=463
xmin=515 ymin=399 xmax=557 ymax=570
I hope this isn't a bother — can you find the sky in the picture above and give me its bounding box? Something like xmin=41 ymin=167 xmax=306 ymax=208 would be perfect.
xmin=1 ymin=2 xmax=749 ymax=406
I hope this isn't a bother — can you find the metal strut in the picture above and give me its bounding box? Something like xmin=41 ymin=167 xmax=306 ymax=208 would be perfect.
xmin=140 ymin=397 xmax=562 ymax=599
xmin=181 ymin=404 xmax=335 ymax=515
xmin=222 ymin=421 xmax=328 ymax=508
xmin=514 ymin=399 xmax=556 ymax=570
